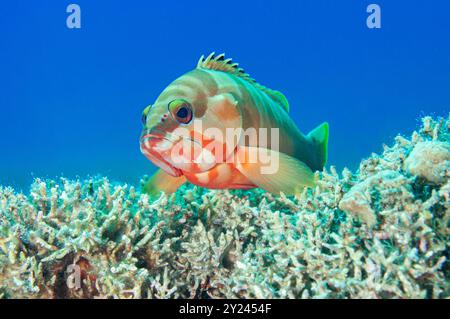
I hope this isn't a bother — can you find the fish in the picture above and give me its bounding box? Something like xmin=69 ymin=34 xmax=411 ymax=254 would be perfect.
xmin=140 ymin=53 xmax=329 ymax=196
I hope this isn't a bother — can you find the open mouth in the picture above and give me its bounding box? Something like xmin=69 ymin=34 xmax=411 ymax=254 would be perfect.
xmin=140 ymin=133 xmax=182 ymax=177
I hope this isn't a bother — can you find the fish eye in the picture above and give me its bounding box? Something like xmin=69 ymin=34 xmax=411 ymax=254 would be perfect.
xmin=168 ymin=99 xmax=193 ymax=124
xmin=141 ymin=105 xmax=152 ymax=125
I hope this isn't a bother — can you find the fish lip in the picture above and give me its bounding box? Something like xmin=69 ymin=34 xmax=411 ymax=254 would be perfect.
xmin=140 ymin=129 xmax=180 ymax=144
xmin=139 ymin=133 xmax=183 ymax=177
xmin=139 ymin=133 xmax=160 ymax=144
xmin=139 ymin=131 xmax=164 ymax=143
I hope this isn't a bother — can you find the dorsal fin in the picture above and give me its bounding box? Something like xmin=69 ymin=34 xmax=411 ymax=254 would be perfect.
xmin=270 ymin=90 xmax=289 ymax=112
xmin=196 ymin=52 xmax=289 ymax=112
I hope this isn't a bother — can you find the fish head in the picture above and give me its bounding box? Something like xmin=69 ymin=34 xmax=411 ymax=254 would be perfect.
xmin=140 ymin=70 xmax=243 ymax=177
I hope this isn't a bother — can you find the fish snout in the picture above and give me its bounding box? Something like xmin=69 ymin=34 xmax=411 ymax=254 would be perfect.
xmin=140 ymin=130 xmax=183 ymax=177
xmin=140 ymin=128 xmax=164 ymax=143
xmin=140 ymin=129 xmax=175 ymax=155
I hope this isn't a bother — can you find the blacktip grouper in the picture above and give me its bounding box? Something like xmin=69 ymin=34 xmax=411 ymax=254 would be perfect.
xmin=140 ymin=53 xmax=329 ymax=196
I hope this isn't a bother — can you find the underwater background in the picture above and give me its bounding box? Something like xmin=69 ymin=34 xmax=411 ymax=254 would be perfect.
xmin=1 ymin=0 xmax=449 ymax=191
xmin=0 ymin=1 xmax=449 ymax=300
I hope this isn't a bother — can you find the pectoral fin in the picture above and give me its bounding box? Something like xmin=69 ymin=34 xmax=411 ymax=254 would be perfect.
xmin=143 ymin=169 xmax=186 ymax=197
xmin=235 ymin=147 xmax=315 ymax=195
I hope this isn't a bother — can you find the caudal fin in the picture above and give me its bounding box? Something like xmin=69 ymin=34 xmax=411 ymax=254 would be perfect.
xmin=307 ymin=122 xmax=329 ymax=170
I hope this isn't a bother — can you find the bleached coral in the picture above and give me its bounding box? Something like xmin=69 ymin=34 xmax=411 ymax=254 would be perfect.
xmin=0 ymin=115 xmax=449 ymax=299
xmin=405 ymin=141 xmax=450 ymax=184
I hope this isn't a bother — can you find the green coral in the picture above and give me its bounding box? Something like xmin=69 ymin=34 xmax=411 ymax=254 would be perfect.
xmin=0 ymin=115 xmax=449 ymax=299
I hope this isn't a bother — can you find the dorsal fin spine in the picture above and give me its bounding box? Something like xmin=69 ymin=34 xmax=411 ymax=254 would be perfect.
xmin=197 ymin=52 xmax=289 ymax=112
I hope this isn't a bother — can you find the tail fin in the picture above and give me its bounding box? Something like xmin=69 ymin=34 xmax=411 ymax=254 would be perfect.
xmin=307 ymin=122 xmax=329 ymax=170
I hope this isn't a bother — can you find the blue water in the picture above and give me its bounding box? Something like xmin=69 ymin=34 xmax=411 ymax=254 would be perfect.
xmin=1 ymin=0 xmax=449 ymax=191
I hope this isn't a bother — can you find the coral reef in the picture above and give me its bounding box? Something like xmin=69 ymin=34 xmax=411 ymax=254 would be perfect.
xmin=0 ymin=115 xmax=449 ymax=299
xmin=404 ymin=141 xmax=449 ymax=184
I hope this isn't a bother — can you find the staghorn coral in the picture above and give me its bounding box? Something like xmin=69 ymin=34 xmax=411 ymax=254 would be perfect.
xmin=0 ymin=115 xmax=449 ymax=299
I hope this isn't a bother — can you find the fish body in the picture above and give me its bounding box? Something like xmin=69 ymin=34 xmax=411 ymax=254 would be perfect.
xmin=140 ymin=53 xmax=328 ymax=196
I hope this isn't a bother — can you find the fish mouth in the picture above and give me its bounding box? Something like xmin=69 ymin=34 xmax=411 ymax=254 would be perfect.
xmin=140 ymin=131 xmax=182 ymax=177
xmin=140 ymin=129 xmax=218 ymax=174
